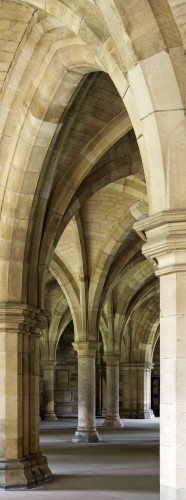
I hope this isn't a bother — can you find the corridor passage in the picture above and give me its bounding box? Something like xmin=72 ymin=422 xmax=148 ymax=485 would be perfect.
xmin=3 ymin=419 xmax=159 ymax=500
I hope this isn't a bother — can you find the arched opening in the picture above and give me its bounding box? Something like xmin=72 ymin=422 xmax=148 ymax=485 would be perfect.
xmin=1 ymin=2 xmax=186 ymax=499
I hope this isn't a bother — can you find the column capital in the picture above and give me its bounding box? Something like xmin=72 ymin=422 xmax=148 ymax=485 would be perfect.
xmin=103 ymin=355 xmax=120 ymax=366
xmin=72 ymin=341 xmax=101 ymax=357
xmin=40 ymin=361 xmax=56 ymax=369
xmin=0 ymin=303 xmax=35 ymax=334
xmin=0 ymin=304 xmax=49 ymax=336
xmin=134 ymin=209 xmax=186 ymax=275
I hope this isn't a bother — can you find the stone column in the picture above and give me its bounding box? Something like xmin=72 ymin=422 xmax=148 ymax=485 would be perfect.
xmin=22 ymin=326 xmax=31 ymax=460
xmin=120 ymin=363 xmax=154 ymax=419
xmin=72 ymin=342 xmax=101 ymax=442
xmin=101 ymin=365 xmax=107 ymax=416
xmin=103 ymin=356 xmax=123 ymax=427
xmin=134 ymin=210 xmax=186 ymax=500
xmin=41 ymin=361 xmax=57 ymax=421
xmin=130 ymin=365 xmax=138 ymax=418
xmin=0 ymin=305 xmax=35 ymax=489
xmin=29 ymin=311 xmax=52 ymax=483
xmin=120 ymin=364 xmax=132 ymax=418
xmin=137 ymin=363 xmax=154 ymax=419
xmin=96 ymin=365 xmax=103 ymax=416
xmin=0 ymin=305 xmax=52 ymax=490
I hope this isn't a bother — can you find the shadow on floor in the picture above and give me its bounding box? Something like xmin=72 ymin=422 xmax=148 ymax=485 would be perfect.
xmin=38 ymin=471 xmax=159 ymax=493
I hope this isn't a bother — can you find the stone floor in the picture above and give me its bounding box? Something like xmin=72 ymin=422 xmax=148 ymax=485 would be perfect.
xmin=3 ymin=418 xmax=160 ymax=499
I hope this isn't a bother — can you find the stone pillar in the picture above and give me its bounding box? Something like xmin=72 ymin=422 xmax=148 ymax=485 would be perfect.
xmin=130 ymin=365 xmax=138 ymax=418
xmin=103 ymin=356 xmax=123 ymax=427
xmin=96 ymin=365 xmax=102 ymax=416
xmin=41 ymin=361 xmax=57 ymax=421
xmin=72 ymin=342 xmax=101 ymax=443
xmin=120 ymin=364 xmax=138 ymax=418
xmin=120 ymin=364 xmax=132 ymax=418
xmin=134 ymin=210 xmax=186 ymax=500
xmin=101 ymin=365 xmax=107 ymax=415
xmin=28 ymin=311 xmax=52 ymax=483
xmin=0 ymin=305 xmax=35 ymax=489
xmin=0 ymin=305 xmax=52 ymax=490
xmin=96 ymin=355 xmax=107 ymax=416
xmin=121 ymin=363 xmax=154 ymax=419
xmin=22 ymin=327 xmax=31 ymax=460
xmin=137 ymin=363 xmax=154 ymax=419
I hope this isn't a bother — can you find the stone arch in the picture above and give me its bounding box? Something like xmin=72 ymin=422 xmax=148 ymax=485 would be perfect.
xmin=38 ymin=109 xmax=132 ymax=307
xmin=88 ymin=198 xmax=148 ymax=334
xmin=0 ymin=11 xmax=102 ymax=305
xmin=131 ymin=294 xmax=160 ymax=363
xmin=114 ymin=260 xmax=154 ymax=345
xmin=49 ymin=253 xmax=81 ymax=337
xmin=99 ymin=245 xmax=144 ymax=316
xmin=52 ymin=309 xmax=72 ymax=360
xmin=40 ymin=284 xmax=70 ymax=361
xmin=19 ymin=0 xmax=185 ymax=218
xmin=123 ymin=279 xmax=159 ymax=332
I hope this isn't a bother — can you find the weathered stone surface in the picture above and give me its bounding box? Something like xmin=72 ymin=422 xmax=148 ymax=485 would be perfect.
xmin=72 ymin=342 xmax=101 ymax=443
xmin=0 ymin=0 xmax=186 ymax=495
xmin=102 ymin=356 xmax=123 ymax=428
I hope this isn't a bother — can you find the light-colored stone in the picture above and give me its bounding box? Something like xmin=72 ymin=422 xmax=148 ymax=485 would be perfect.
xmin=40 ymin=361 xmax=57 ymax=421
xmin=134 ymin=211 xmax=186 ymax=496
xmin=72 ymin=342 xmax=101 ymax=443
xmin=102 ymin=356 xmax=123 ymax=428
xmin=0 ymin=0 xmax=186 ymax=495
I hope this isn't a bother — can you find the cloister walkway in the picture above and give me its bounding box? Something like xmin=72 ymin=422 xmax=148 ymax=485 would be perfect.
xmin=3 ymin=418 xmax=159 ymax=500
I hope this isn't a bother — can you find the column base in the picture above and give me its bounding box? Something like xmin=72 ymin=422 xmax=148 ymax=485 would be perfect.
xmin=0 ymin=459 xmax=36 ymax=490
xmin=120 ymin=410 xmax=132 ymax=418
xmin=160 ymin=485 xmax=186 ymax=500
xmin=137 ymin=409 xmax=155 ymax=419
xmin=72 ymin=428 xmax=101 ymax=443
xmin=120 ymin=410 xmax=138 ymax=418
xmin=31 ymin=453 xmax=52 ymax=482
xmin=42 ymin=412 xmax=57 ymax=421
xmin=120 ymin=409 xmax=155 ymax=419
xmin=26 ymin=455 xmax=43 ymax=485
xmin=103 ymin=416 xmax=123 ymax=427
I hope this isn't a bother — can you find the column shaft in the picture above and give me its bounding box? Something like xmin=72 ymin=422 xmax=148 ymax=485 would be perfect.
xmin=72 ymin=342 xmax=101 ymax=443
xmin=137 ymin=364 xmax=154 ymax=419
xmin=41 ymin=362 xmax=57 ymax=421
xmin=0 ymin=306 xmax=35 ymax=489
xmin=29 ymin=332 xmax=52 ymax=483
xmin=96 ymin=366 xmax=102 ymax=416
xmin=22 ymin=332 xmax=30 ymax=457
xmin=121 ymin=364 xmax=154 ymax=419
xmin=121 ymin=366 xmax=131 ymax=418
xmin=134 ymin=209 xmax=186 ymax=499
xmin=160 ymin=272 xmax=186 ymax=499
xmin=103 ymin=357 xmax=123 ymax=427
xmin=130 ymin=366 xmax=138 ymax=418
xmin=0 ymin=306 xmax=52 ymax=489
